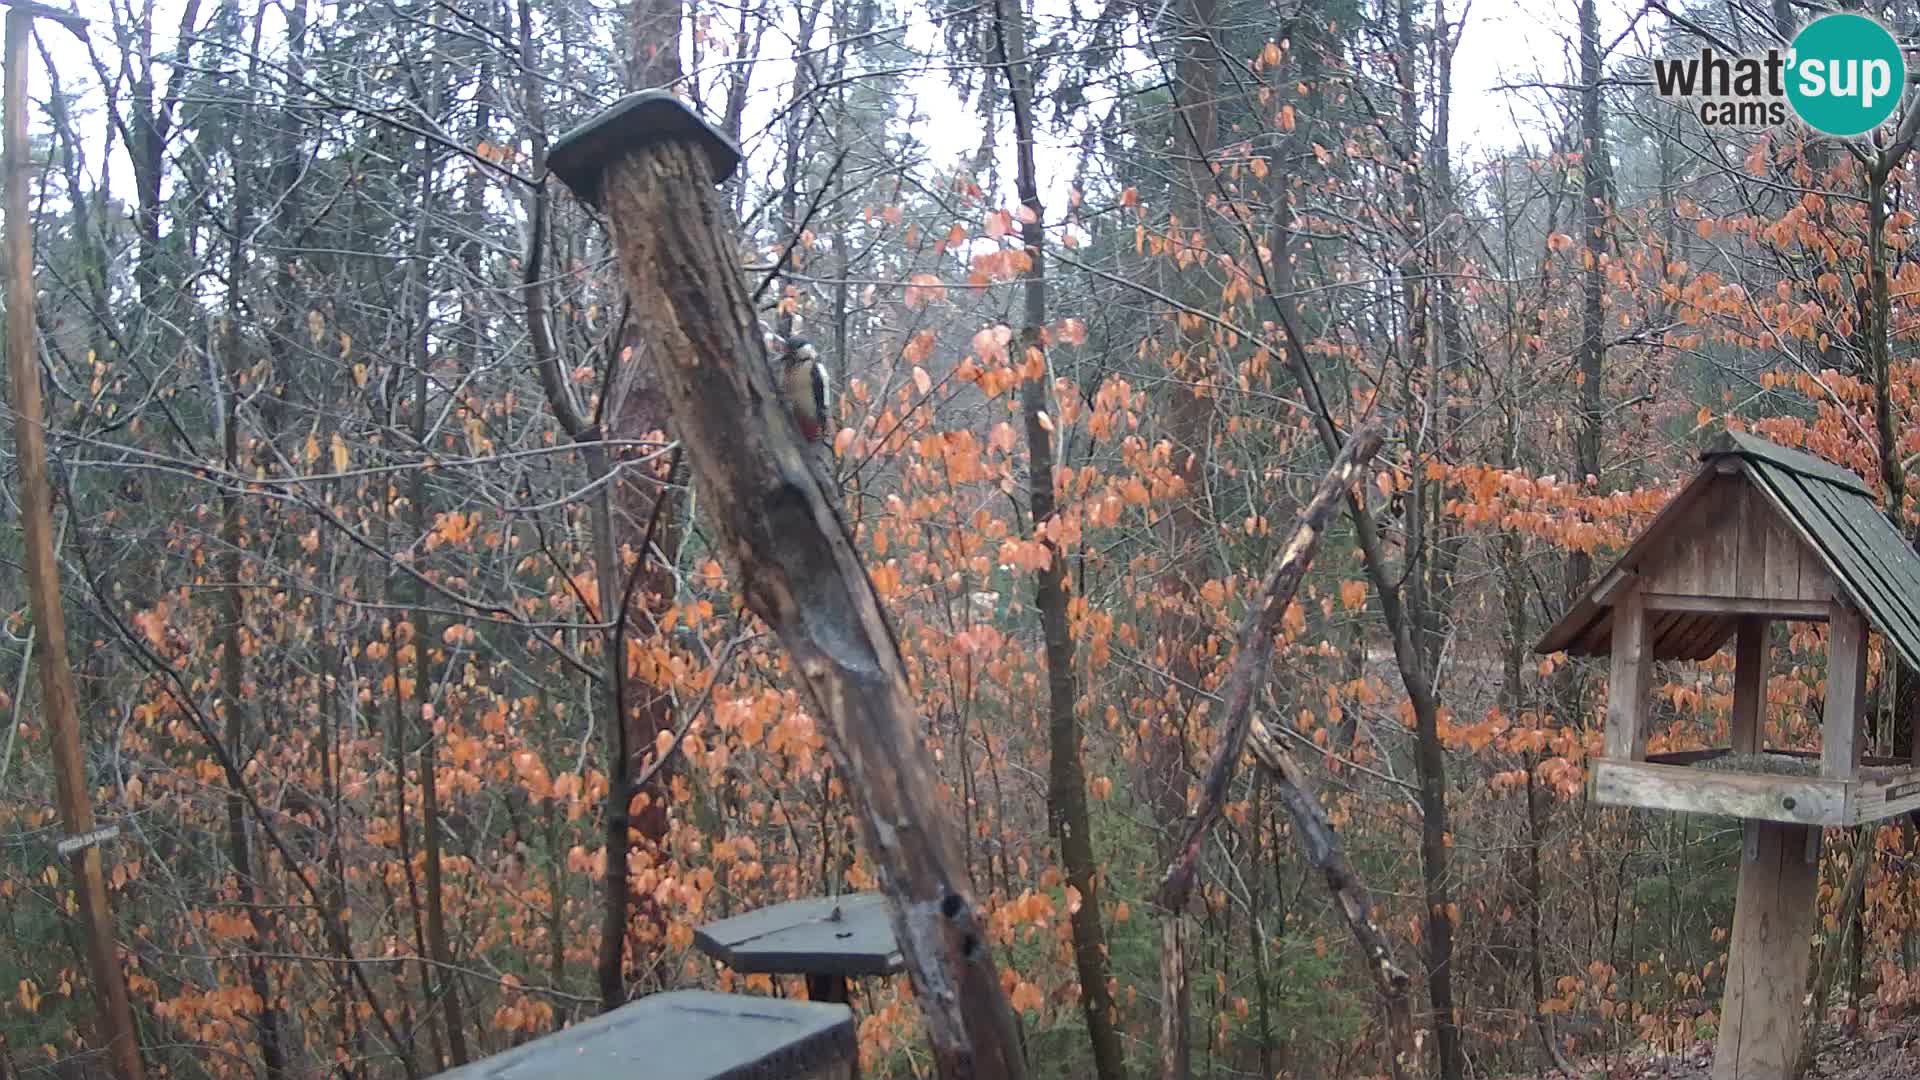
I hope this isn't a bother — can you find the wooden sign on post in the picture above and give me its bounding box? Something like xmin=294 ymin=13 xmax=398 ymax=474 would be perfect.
xmin=545 ymin=92 xmax=1026 ymax=1078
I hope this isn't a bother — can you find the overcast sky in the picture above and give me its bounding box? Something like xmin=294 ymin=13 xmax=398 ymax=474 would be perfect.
xmin=26 ymin=0 xmax=1647 ymax=236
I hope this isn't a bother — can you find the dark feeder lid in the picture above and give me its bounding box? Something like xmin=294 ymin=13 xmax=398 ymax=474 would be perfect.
xmin=428 ymin=990 xmax=853 ymax=1080
xmin=547 ymin=90 xmax=742 ymax=209
xmin=695 ymin=892 xmax=906 ymax=979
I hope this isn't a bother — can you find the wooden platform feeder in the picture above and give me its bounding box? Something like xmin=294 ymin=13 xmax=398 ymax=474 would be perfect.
xmin=1539 ymin=432 xmax=1920 ymax=1080
xmin=430 ymin=990 xmax=855 ymax=1080
xmin=695 ymin=892 xmax=905 ymax=1005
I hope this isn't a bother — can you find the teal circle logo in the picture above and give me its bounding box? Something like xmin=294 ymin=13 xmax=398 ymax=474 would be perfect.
xmin=1787 ymin=14 xmax=1907 ymax=137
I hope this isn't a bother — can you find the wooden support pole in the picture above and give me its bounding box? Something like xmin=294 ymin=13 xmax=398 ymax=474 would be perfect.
xmin=2 ymin=8 xmax=143 ymax=1080
xmin=1605 ymin=588 xmax=1652 ymax=760
xmin=1713 ymin=820 xmax=1819 ymax=1080
xmin=1824 ymin=602 xmax=1867 ymax=779
xmin=546 ymin=93 xmax=1024 ymax=1079
xmin=1731 ymin=617 xmax=1768 ymax=754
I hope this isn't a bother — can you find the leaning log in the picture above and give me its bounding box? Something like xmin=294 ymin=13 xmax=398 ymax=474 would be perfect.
xmin=546 ymin=92 xmax=1026 ymax=1079
xmin=1147 ymin=426 xmax=1415 ymax=1078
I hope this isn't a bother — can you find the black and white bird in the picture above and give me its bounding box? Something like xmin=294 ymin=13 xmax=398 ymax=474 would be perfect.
xmin=779 ymin=336 xmax=831 ymax=443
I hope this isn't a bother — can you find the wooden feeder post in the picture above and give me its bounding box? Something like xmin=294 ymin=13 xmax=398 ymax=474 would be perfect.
xmin=1538 ymin=434 xmax=1920 ymax=1080
xmin=545 ymin=93 xmax=1026 ymax=1078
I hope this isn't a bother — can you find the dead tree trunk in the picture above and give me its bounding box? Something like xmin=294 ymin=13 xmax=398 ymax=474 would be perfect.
xmin=548 ymin=94 xmax=1027 ymax=1080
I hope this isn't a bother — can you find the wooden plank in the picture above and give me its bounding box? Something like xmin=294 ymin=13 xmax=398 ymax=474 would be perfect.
xmin=1577 ymin=610 xmax=1614 ymax=656
xmin=1650 ymin=747 xmax=1902 ymax=769
xmin=1711 ymin=821 xmax=1818 ymax=1080
xmin=1640 ymin=594 xmax=1830 ymax=620
xmin=1647 ymin=610 xmax=1693 ymax=660
xmin=1646 ymin=748 xmax=1736 ymax=766
xmin=430 ymin=990 xmax=857 ymax=1080
xmin=1665 ymin=611 xmax=1732 ymax=662
xmin=1760 ymin=496 xmax=1804 ymax=601
xmin=1734 ymin=478 xmax=1771 ymax=601
xmin=1801 ymin=478 xmax=1916 ymax=632
xmin=1606 ymin=589 xmax=1653 ymax=760
xmin=1644 ymin=479 xmax=1720 ymax=596
xmin=1846 ymin=767 xmax=1920 ymax=824
xmin=1677 ymin=613 xmax=1736 ymax=661
xmin=1703 ymin=477 xmax=1740 ymax=595
xmin=1593 ymin=566 xmax=1636 ymax=606
xmin=1731 ymin=617 xmax=1768 ymax=754
xmin=1824 ymin=602 xmax=1868 ymax=779
xmin=1589 ymin=760 xmax=1846 ymax=826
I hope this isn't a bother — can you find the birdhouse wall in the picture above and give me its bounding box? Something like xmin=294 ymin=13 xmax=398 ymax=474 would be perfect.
xmin=1637 ymin=476 xmax=1835 ymax=606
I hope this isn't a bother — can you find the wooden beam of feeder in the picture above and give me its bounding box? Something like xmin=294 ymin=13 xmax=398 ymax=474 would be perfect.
xmin=546 ymin=93 xmax=1025 ymax=1079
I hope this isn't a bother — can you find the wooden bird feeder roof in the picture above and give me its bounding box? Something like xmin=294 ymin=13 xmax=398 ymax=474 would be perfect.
xmin=1536 ymin=431 xmax=1920 ymax=671
xmin=547 ymin=90 xmax=741 ymax=209
xmin=694 ymin=892 xmax=904 ymax=979
xmin=429 ymin=990 xmax=854 ymax=1080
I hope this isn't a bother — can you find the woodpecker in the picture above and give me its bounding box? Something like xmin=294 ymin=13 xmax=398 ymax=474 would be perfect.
xmin=780 ymin=336 xmax=831 ymax=442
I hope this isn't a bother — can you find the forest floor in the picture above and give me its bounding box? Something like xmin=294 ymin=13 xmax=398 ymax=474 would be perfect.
xmin=1536 ymin=1014 xmax=1920 ymax=1078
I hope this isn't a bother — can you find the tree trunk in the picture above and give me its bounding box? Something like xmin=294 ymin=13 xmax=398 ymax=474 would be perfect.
xmin=217 ymin=27 xmax=286 ymax=1073
xmin=992 ymin=0 xmax=1127 ymax=1075
xmin=405 ymin=44 xmax=468 ymax=1062
xmin=559 ymin=126 xmax=1028 ymax=1078
xmin=1155 ymin=2 xmax=1221 ymax=1070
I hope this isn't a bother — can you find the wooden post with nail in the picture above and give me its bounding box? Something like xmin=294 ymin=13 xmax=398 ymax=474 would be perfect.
xmin=546 ymin=92 xmax=1027 ymax=1079
xmin=1 ymin=5 xmax=144 ymax=1080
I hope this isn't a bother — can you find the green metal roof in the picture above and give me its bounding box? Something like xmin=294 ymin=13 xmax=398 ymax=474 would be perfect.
xmin=1536 ymin=432 xmax=1920 ymax=673
xmin=1712 ymin=432 xmax=1920 ymax=672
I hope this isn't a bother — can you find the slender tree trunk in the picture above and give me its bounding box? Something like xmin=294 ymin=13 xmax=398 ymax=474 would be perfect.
xmin=527 ymin=0 xmax=685 ymax=1005
xmin=1566 ymin=0 xmax=1612 ymax=599
xmin=405 ymin=42 xmax=468 ymax=1062
xmin=217 ymin=23 xmax=286 ymax=1071
xmin=1387 ymin=1 xmax=1463 ymax=1073
xmin=1155 ymin=3 xmax=1221 ymax=1071
xmin=992 ymin=1 xmax=1126 ymax=1074
xmin=773 ymin=0 xmax=825 ymax=337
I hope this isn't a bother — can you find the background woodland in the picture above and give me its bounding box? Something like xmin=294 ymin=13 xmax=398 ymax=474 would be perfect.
xmin=4 ymin=0 xmax=1920 ymax=1076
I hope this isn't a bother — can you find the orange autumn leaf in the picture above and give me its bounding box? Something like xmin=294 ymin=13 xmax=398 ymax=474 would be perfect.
xmin=904 ymin=273 xmax=947 ymax=310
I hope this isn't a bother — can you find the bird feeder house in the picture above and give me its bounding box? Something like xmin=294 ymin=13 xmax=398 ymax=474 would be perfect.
xmin=431 ymin=990 xmax=856 ymax=1080
xmin=1539 ymin=432 xmax=1920 ymax=1080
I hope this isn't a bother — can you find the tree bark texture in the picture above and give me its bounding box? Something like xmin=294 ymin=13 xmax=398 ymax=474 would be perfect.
xmin=586 ymin=138 xmax=1028 ymax=1080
